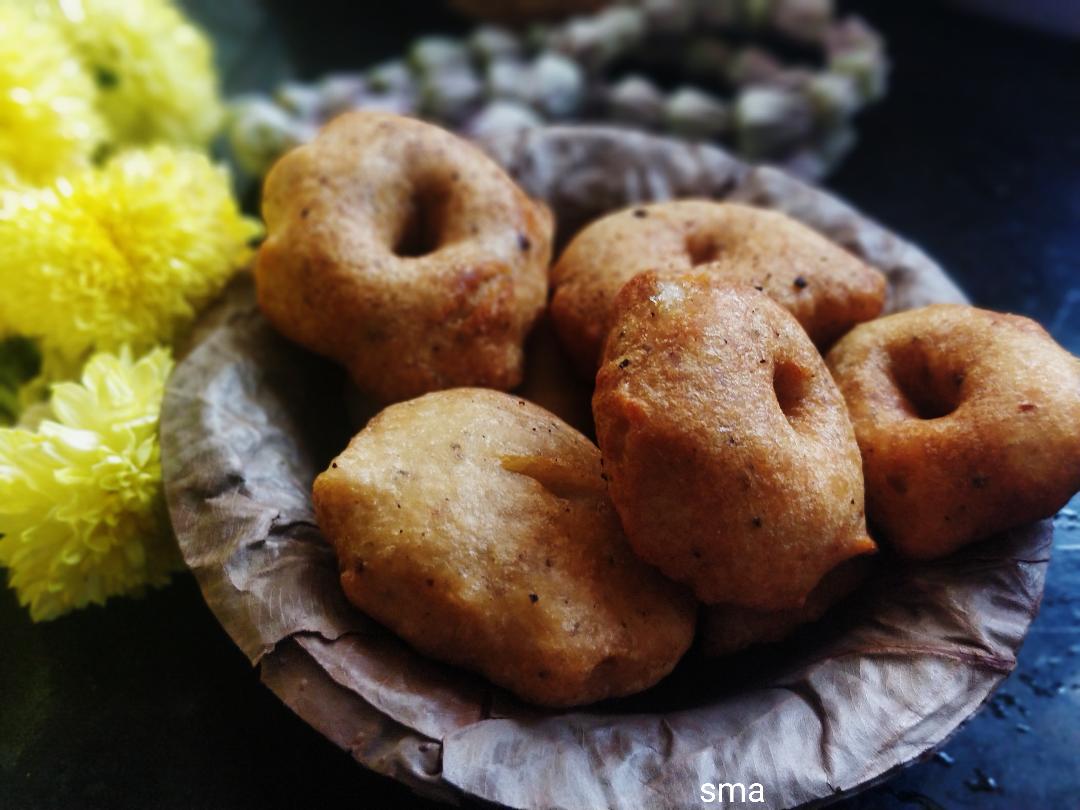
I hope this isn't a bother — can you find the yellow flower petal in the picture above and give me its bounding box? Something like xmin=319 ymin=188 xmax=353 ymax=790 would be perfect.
xmin=0 ymin=146 xmax=261 ymax=372
xmin=0 ymin=346 xmax=180 ymax=621
xmin=0 ymin=3 xmax=106 ymax=184
xmin=28 ymin=0 xmax=225 ymax=148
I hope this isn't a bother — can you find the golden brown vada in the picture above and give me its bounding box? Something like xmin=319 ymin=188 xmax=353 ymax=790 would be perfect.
xmin=700 ymin=557 xmax=872 ymax=657
xmin=313 ymin=388 xmax=696 ymax=708
xmin=551 ymin=200 xmax=885 ymax=374
xmin=826 ymin=304 xmax=1080 ymax=559
xmin=256 ymin=111 xmax=553 ymax=404
xmin=593 ymin=272 xmax=876 ymax=611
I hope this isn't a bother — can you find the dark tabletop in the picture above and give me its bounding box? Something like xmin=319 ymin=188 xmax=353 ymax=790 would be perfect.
xmin=2 ymin=2 xmax=1078 ymax=808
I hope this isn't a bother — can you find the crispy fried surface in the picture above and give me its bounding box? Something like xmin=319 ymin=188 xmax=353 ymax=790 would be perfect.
xmin=551 ymin=200 xmax=885 ymax=374
xmin=593 ymin=273 xmax=875 ymax=611
xmin=700 ymin=557 xmax=871 ymax=657
xmin=827 ymin=304 xmax=1080 ymax=559
xmin=256 ymin=112 xmax=553 ymax=404
xmin=312 ymin=388 xmax=696 ymax=708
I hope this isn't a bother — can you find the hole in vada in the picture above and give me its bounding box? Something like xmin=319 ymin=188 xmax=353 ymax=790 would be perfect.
xmin=773 ymin=360 xmax=809 ymax=427
xmin=685 ymin=233 xmax=723 ymax=265
xmin=394 ymin=182 xmax=449 ymax=258
xmin=888 ymin=343 xmax=961 ymax=420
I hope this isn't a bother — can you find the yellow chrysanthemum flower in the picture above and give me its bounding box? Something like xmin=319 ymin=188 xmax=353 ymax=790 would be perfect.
xmin=0 ymin=3 xmax=106 ymax=185
xmin=0 ymin=346 xmax=179 ymax=621
xmin=0 ymin=146 xmax=261 ymax=377
xmin=28 ymin=0 xmax=225 ymax=148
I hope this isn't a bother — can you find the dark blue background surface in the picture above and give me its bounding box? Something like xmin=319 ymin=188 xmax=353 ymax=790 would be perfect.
xmin=2 ymin=2 xmax=1077 ymax=808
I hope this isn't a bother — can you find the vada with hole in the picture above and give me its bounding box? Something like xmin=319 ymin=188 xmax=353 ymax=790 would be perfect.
xmin=827 ymin=304 xmax=1080 ymax=560
xmin=593 ymin=272 xmax=876 ymax=611
xmin=313 ymin=388 xmax=696 ymax=707
xmin=256 ymin=111 xmax=553 ymax=404
xmin=551 ymin=200 xmax=885 ymax=374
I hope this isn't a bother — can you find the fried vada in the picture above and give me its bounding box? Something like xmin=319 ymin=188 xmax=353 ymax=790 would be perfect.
xmin=256 ymin=111 xmax=553 ymax=404
xmin=593 ymin=272 xmax=876 ymax=611
xmin=827 ymin=304 xmax=1080 ymax=559
xmin=313 ymin=388 xmax=696 ymax=708
xmin=700 ymin=557 xmax=871 ymax=656
xmin=551 ymin=200 xmax=885 ymax=374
